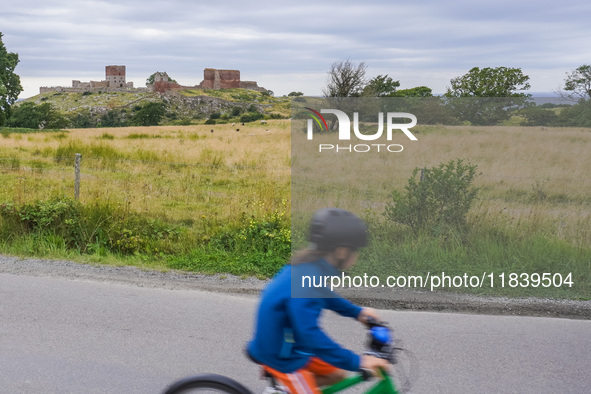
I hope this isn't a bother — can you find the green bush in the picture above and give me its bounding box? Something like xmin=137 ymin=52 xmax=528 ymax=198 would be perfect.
xmin=231 ymin=106 xmax=242 ymax=116
xmin=384 ymin=159 xmax=478 ymax=236
xmin=520 ymin=105 xmax=558 ymax=126
xmin=240 ymin=111 xmax=264 ymax=123
xmin=169 ymin=211 xmax=290 ymax=276
xmin=0 ymin=199 xmax=184 ymax=255
xmin=99 ymin=109 xmax=129 ymax=128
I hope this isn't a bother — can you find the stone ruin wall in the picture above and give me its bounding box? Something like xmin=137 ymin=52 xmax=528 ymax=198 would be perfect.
xmin=199 ymin=68 xmax=241 ymax=89
xmin=40 ymin=66 xmax=267 ymax=95
xmin=239 ymin=80 xmax=265 ymax=92
xmin=197 ymin=68 xmax=266 ymax=91
xmin=152 ymin=80 xmax=182 ymax=93
xmin=150 ymin=71 xmax=182 ymax=93
xmin=40 ymin=84 xmax=140 ymax=94
xmin=40 ymin=65 xmax=135 ymax=94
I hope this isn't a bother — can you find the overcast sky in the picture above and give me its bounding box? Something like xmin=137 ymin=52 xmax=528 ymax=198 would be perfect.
xmin=2 ymin=0 xmax=590 ymax=99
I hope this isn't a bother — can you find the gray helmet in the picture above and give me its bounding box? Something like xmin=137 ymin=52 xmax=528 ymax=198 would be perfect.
xmin=309 ymin=208 xmax=368 ymax=251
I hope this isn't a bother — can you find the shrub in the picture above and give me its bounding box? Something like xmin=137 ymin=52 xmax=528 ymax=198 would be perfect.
xmin=384 ymin=159 xmax=478 ymax=236
xmin=240 ymin=112 xmax=264 ymax=123
xmin=520 ymin=105 xmax=558 ymax=126
xmin=0 ymin=198 xmax=183 ymax=255
xmin=170 ymin=211 xmax=290 ymax=276
xmin=100 ymin=109 xmax=129 ymax=128
xmin=231 ymin=106 xmax=242 ymax=116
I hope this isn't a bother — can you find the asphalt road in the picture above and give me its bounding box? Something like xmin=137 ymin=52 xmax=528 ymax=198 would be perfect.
xmin=1 ymin=272 xmax=590 ymax=393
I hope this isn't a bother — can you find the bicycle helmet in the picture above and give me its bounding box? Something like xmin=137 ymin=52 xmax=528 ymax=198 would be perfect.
xmin=309 ymin=208 xmax=368 ymax=251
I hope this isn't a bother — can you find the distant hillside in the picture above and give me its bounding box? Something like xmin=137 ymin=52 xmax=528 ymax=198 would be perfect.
xmin=18 ymin=88 xmax=290 ymax=128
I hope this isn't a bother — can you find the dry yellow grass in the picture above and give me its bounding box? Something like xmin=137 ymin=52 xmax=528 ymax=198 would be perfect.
xmin=0 ymin=120 xmax=291 ymax=224
xmin=292 ymin=124 xmax=591 ymax=246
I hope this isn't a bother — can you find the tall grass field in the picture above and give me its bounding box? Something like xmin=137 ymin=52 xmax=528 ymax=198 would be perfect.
xmin=0 ymin=122 xmax=589 ymax=299
xmin=0 ymin=121 xmax=291 ymax=277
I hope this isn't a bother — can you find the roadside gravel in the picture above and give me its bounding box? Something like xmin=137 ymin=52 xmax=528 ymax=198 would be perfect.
xmin=1 ymin=254 xmax=589 ymax=319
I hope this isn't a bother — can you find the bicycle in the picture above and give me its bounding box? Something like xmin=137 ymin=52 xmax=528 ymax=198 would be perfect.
xmin=163 ymin=319 xmax=414 ymax=394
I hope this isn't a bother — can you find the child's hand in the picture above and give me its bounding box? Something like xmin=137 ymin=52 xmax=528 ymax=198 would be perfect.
xmin=360 ymin=354 xmax=391 ymax=376
xmin=357 ymin=307 xmax=381 ymax=325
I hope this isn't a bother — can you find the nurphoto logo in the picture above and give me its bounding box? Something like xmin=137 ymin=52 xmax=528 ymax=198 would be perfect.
xmin=304 ymin=107 xmax=418 ymax=153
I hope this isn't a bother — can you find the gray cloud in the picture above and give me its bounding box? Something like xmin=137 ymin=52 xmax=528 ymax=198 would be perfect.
xmin=2 ymin=0 xmax=590 ymax=98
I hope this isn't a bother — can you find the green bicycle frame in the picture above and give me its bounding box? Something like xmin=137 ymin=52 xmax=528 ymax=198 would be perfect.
xmin=321 ymin=369 xmax=399 ymax=394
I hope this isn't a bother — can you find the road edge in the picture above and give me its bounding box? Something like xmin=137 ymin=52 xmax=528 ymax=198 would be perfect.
xmin=1 ymin=255 xmax=589 ymax=320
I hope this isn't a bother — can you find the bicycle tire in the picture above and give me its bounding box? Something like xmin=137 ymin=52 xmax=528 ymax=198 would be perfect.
xmin=163 ymin=373 xmax=254 ymax=394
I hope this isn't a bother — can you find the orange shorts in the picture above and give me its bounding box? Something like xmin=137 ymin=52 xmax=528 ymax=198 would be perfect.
xmin=264 ymin=357 xmax=338 ymax=394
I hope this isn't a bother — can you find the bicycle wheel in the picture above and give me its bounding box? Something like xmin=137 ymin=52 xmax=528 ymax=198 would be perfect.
xmin=163 ymin=373 xmax=254 ymax=394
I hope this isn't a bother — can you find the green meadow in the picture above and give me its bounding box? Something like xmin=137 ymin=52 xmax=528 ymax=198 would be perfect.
xmin=0 ymin=122 xmax=589 ymax=299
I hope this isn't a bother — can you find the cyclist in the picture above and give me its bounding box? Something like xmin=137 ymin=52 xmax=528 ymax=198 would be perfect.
xmin=247 ymin=208 xmax=390 ymax=393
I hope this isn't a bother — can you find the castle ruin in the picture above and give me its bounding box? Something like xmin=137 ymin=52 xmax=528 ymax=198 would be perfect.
xmin=200 ymin=68 xmax=265 ymax=91
xmin=200 ymin=69 xmax=241 ymax=89
xmin=40 ymin=65 xmax=267 ymax=94
xmin=40 ymin=65 xmax=137 ymax=94
xmin=151 ymin=68 xmax=266 ymax=93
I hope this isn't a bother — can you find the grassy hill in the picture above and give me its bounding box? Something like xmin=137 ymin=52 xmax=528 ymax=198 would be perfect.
xmin=18 ymin=88 xmax=291 ymax=128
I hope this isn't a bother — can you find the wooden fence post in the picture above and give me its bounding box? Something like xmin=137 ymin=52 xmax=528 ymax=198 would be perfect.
xmin=74 ymin=153 xmax=81 ymax=201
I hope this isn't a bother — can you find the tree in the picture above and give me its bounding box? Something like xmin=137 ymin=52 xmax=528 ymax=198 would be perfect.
xmin=69 ymin=110 xmax=97 ymax=128
xmin=130 ymin=102 xmax=165 ymax=126
xmin=7 ymin=102 xmax=69 ymax=129
xmin=519 ymin=105 xmax=558 ymax=126
xmin=562 ymin=64 xmax=591 ymax=100
xmin=0 ymin=32 xmax=23 ymax=126
xmin=100 ymin=109 xmax=129 ymax=127
xmin=394 ymin=86 xmax=433 ymax=97
xmin=445 ymin=66 xmax=531 ymax=97
xmin=556 ymin=99 xmax=591 ymax=127
xmin=323 ymin=60 xmax=367 ymax=97
xmin=362 ymin=74 xmax=400 ymax=97
xmin=288 ymin=91 xmax=304 ymax=97
xmin=444 ymin=67 xmax=531 ymax=125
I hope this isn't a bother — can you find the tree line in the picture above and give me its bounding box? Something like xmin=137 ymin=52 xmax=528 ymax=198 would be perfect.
xmin=322 ymin=59 xmax=591 ymax=101
xmin=301 ymin=60 xmax=591 ymax=127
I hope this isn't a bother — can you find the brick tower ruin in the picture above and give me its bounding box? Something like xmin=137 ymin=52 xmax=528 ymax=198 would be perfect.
xmin=196 ymin=68 xmax=265 ymax=91
xmin=200 ymin=68 xmax=241 ymax=89
xmin=105 ymin=65 xmax=127 ymax=88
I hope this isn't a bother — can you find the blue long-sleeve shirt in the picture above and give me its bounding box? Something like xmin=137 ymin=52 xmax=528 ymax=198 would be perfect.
xmin=247 ymin=259 xmax=362 ymax=373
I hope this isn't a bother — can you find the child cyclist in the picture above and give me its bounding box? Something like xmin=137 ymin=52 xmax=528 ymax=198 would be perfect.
xmin=247 ymin=208 xmax=390 ymax=393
